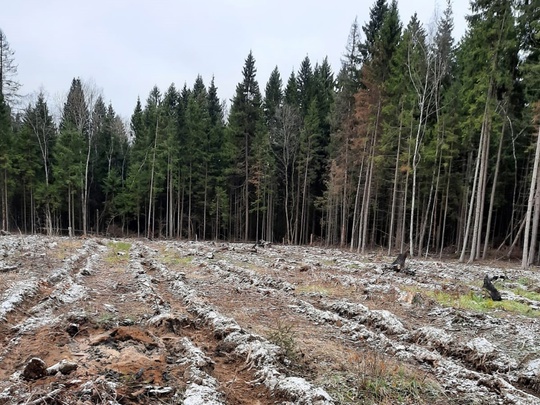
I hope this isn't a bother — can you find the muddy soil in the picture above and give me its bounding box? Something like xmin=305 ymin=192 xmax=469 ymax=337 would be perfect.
xmin=0 ymin=235 xmax=539 ymax=404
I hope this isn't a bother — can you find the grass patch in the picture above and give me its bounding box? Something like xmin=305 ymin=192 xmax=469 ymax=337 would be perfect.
xmin=108 ymin=241 xmax=131 ymax=252
xmin=163 ymin=254 xmax=194 ymax=266
xmin=322 ymin=351 xmax=443 ymax=404
xmin=428 ymin=290 xmax=540 ymax=317
xmin=106 ymin=241 xmax=131 ymax=263
xmin=51 ymin=240 xmax=84 ymax=259
xmin=511 ymin=287 xmax=540 ymax=301
xmin=296 ymin=284 xmax=331 ymax=296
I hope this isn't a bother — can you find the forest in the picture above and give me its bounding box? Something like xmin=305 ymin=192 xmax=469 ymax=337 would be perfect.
xmin=0 ymin=0 xmax=539 ymax=267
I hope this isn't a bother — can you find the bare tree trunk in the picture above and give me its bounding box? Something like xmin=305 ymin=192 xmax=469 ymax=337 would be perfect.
xmin=483 ymin=121 xmax=505 ymax=258
xmin=284 ymin=166 xmax=291 ymax=243
xmin=528 ymin=165 xmax=540 ymax=264
xmin=469 ymin=96 xmax=492 ymax=262
xmin=409 ymin=80 xmax=431 ymax=257
xmin=425 ymin=149 xmax=442 ymax=257
xmin=67 ymin=185 xmax=72 ymax=236
xmin=177 ymin=176 xmax=183 ymax=239
xmin=244 ymin=132 xmax=249 ymax=241
xmin=81 ymin=85 xmax=99 ymax=236
xmin=400 ymin=120 xmax=413 ymax=253
xmin=459 ymin=137 xmax=483 ymax=262
xmin=1 ymin=168 xmax=7 ymax=231
xmin=359 ymin=132 xmax=376 ymax=253
xmin=340 ymin=136 xmax=349 ymax=247
xmin=147 ymin=117 xmax=159 ymax=239
xmin=439 ymin=160 xmax=452 ymax=258
xmin=267 ymin=189 xmax=273 ymax=241
xmin=388 ymin=104 xmax=403 ymax=254
xmin=301 ymin=145 xmax=311 ymax=245
xmin=188 ymin=164 xmax=193 ymax=239
xmin=349 ymin=165 xmax=364 ymax=251
xmin=203 ymin=164 xmax=208 ymax=240
xmin=522 ymin=126 xmax=540 ymax=268
xmin=168 ymin=157 xmax=174 ymax=238
xmin=293 ymin=166 xmax=300 ymax=244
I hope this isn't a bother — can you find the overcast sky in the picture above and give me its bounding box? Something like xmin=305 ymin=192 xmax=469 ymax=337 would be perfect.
xmin=1 ymin=0 xmax=471 ymax=120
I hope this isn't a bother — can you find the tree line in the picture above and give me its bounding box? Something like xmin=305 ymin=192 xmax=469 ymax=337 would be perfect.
xmin=0 ymin=0 xmax=539 ymax=267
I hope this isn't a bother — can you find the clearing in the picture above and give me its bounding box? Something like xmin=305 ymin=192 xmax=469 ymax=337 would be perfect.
xmin=0 ymin=235 xmax=539 ymax=404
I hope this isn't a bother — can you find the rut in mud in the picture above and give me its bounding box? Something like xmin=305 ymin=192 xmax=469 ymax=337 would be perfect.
xmin=0 ymin=235 xmax=539 ymax=404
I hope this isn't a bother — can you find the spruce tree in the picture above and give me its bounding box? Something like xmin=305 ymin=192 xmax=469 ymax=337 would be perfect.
xmin=360 ymin=0 xmax=389 ymax=62
xmin=284 ymin=71 xmax=299 ymax=106
xmin=297 ymin=56 xmax=314 ymax=117
xmin=207 ymin=77 xmax=227 ymax=240
xmin=263 ymin=66 xmax=283 ymax=125
xmin=21 ymin=93 xmax=56 ymax=234
xmin=227 ymin=51 xmax=263 ymax=240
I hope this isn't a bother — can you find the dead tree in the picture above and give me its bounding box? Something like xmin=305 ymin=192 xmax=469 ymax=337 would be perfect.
xmin=483 ymin=274 xmax=502 ymax=301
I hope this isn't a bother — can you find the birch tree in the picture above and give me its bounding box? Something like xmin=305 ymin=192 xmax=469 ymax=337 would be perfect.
xmin=0 ymin=29 xmax=21 ymax=106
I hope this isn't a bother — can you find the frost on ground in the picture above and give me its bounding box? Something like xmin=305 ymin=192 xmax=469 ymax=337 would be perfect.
xmin=0 ymin=235 xmax=539 ymax=404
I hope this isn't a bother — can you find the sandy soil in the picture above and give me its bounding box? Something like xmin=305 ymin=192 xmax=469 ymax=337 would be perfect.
xmin=0 ymin=235 xmax=539 ymax=404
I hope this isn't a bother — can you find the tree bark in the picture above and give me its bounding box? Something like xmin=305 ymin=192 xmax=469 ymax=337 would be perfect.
xmin=522 ymin=126 xmax=540 ymax=268
xmin=483 ymin=120 xmax=505 ymax=258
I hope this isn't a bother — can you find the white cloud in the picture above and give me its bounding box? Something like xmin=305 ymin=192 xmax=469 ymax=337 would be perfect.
xmin=1 ymin=0 xmax=470 ymax=119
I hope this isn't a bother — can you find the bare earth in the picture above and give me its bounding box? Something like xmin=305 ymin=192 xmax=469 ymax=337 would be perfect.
xmin=0 ymin=235 xmax=539 ymax=404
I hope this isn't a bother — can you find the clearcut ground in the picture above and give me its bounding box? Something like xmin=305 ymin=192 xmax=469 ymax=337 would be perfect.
xmin=0 ymin=235 xmax=539 ymax=404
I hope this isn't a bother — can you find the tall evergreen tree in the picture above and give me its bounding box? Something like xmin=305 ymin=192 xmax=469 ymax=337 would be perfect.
xmin=360 ymin=0 xmax=389 ymax=62
xmin=297 ymin=56 xmax=314 ymax=117
xmin=21 ymin=93 xmax=56 ymax=234
xmin=184 ymin=77 xmax=209 ymax=239
xmin=227 ymin=51 xmax=264 ymax=240
xmin=206 ymin=77 xmax=228 ymax=240
xmin=263 ymin=66 xmax=283 ymax=125
xmin=99 ymin=104 xmax=128 ymax=234
xmin=284 ymin=71 xmax=299 ymax=106
xmin=61 ymin=78 xmax=88 ymax=135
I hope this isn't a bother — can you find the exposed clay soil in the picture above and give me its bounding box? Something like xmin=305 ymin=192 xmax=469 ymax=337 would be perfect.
xmin=1 ymin=235 xmax=540 ymax=404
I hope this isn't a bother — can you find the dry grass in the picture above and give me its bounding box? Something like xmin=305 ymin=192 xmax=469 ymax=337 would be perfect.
xmin=320 ymin=351 xmax=443 ymax=404
xmin=50 ymin=239 xmax=84 ymax=259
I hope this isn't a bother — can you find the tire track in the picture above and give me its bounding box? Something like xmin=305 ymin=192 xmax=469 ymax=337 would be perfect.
xmin=0 ymin=239 xmax=98 ymax=368
xmin=164 ymin=242 xmax=540 ymax=404
xmin=137 ymin=242 xmax=335 ymax=404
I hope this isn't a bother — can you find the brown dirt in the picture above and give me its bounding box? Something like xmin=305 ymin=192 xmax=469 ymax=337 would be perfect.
xmin=0 ymin=236 xmax=539 ymax=404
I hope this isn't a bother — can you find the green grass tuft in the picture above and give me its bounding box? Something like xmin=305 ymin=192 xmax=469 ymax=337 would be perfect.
xmin=429 ymin=290 xmax=540 ymax=317
xmin=511 ymin=287 xmax=540 ymax=301
xmin=105 ymin=241 xmax=131 ymax=263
